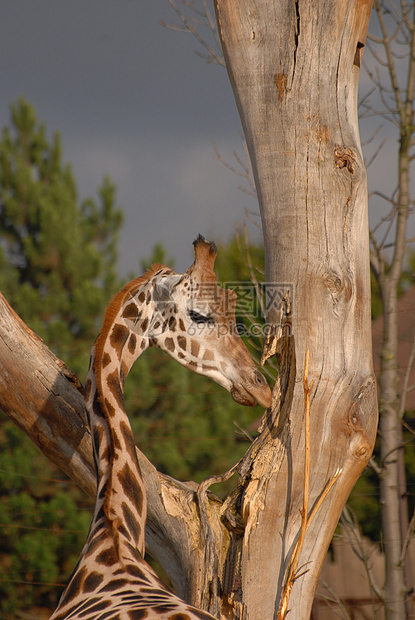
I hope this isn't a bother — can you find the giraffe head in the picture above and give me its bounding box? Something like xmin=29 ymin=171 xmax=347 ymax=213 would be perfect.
xmin=148 ymin=235 xmax=271 ymax=408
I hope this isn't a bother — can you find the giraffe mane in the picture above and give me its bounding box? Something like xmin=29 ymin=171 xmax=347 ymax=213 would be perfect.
xmin=93 ymin=263 xmax=174 ymax=385
xmin=91 ymin=263 xmax=176 ymax=560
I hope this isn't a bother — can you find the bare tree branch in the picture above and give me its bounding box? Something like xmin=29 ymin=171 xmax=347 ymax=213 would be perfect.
xmin=399 ymin=329 xmax=415 ymax=417
xmin=399 ymin=509 xmax=415 ymax=566
xmin=161 ymin=0 xmax=225 ymax=66
xmin=340 ymin=506 xmax=385 ymax=603
xmin=212 ymin=136 xmax=257 ymax=197
xmin=373 ymin=0 xmax=404 ymax=115
xmin=316 ymin=580 xmax=351 ymax=620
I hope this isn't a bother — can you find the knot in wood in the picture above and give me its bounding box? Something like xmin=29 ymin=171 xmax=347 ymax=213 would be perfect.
xmin=334 ymin=145 xmax=356 ymax=174
xmin=347 ymin=404 xmax=362 ymax=432
xmin=323 ymin=272 xmax=342 ymax=294
xmin=342 ymin=378 xmax=378 ymax=463
xmin=323 ymin=271 xmax=352 ymax=317
xmin=341 ymin=404 xmax=370 ymax=462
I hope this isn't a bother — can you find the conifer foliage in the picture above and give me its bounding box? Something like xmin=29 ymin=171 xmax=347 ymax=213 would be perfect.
xmin=0 ymin=99 xmax=123 ymax=617
xmin=0 ymin=98 xmax=122 ymax=375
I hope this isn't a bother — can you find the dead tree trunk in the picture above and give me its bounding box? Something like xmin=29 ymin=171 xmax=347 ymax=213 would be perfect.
xmin=212 ymin=0 xmax=378 ymax=617
xmin=0 ymin=2 xmax=379 ymax=619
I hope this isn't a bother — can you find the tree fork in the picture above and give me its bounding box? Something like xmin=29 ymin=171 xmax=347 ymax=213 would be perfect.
xmin=214 ymin=1 xmax=378 ymax=617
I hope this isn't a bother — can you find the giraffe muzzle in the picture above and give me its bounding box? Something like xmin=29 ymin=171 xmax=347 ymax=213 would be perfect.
xmin=231 ymin=369 xmax=272 ymax=408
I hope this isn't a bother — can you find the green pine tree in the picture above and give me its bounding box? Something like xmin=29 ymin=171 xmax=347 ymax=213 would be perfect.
xmin=0 ymin=98 xmax=122 ymax=377
xmin=0 ymin=99 xmax=123 ymax=618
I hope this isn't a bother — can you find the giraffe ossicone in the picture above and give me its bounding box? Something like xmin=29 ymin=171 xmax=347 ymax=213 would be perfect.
xmin=50 ymin=235 xmax=271 ymax=620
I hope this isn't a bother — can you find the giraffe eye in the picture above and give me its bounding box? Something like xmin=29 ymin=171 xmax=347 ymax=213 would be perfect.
xmin=188 ymin=309 xmax=214 ymax=325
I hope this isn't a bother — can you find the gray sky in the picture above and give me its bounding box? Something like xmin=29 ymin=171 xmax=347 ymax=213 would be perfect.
xmin=0 ymin=3 xmax=412 ymax=277
xmin=0 ymin=1 xmax=260 ymax=276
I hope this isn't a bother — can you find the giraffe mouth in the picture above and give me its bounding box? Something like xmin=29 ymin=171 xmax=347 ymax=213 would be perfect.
xmin=231 ymin=381 xmax=272 ymax=408
xmin=231 ymin=385 xmax=257 ymax=406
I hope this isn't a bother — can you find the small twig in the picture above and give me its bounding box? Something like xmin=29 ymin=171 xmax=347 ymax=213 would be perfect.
xmin=233 ymin=420 xmax=254 ymax=443
xmin=399 ymin=508 xmax=415 ymax=566
xmin=367 ymin=455 xmax=383 ymax=477
xmin=198 ymin=462 xmax=239 ymax=505
xmin=196 ymin=463 xmax=240 ymax=564
xmin=365 ymin=136 xmax=388 ymax=168
xmin=212 ymin=139 xmax=248 ymax=179
xmin=402 ymin=417 xmax=415 ymax=437
xmin=161 ymin=0 xmax=225 ymax=66
xmin=340 ymin=506 xmax=384 ymax=603
xmin=244 ymin=207 xmax=262 ymax=229
xmin=378 ymin=207 xmax=398 ymax=251
xmin=399 ymin=329 xmax=415 ymax=417
xmin=212 ymin=136 xmax=257 ymax=197
xmin=317 ymin=579 xmax=352 ymax=620
xmin=381 ymin=434 xmax=415 ymax=467
xmin=306 ymin=467 xmax=342 ymax=529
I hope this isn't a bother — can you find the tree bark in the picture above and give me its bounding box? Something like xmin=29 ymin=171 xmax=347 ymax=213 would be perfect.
xmin=213 ymin=0 xmax=378 ymax=617
xmin=379 ymin=282 xmax=407 ymax=619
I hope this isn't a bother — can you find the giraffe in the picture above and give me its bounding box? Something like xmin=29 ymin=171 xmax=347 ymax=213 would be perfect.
xmin=50 ymin=235 xmax=271 ymax=620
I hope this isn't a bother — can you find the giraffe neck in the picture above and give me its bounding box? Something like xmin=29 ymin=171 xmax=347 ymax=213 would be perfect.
xmin=49 ymin=238 xmax=271 ymax=620
xmin=84 ymin=273 xmax=160 ymax=560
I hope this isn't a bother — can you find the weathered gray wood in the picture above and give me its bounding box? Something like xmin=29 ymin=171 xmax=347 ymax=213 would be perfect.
xmin=0 ymin=293 xmax=95 ymax=494
xmin=213 ymin=0 xmax=378 ymax=617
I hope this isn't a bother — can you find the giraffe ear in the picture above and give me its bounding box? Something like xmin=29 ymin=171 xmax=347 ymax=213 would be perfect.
xmin=154 ymin=274 xmax=184 ymax=301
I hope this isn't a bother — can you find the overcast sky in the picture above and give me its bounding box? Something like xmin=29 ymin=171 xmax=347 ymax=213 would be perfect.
xmin=0 ymin=1 xmax=258 ymax=276
xmin=0 ymin=3 xmax=412 ymax=277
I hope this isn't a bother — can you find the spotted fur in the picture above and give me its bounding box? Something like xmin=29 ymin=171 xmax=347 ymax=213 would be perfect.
xmin=50 ymin=236 xmax=271 ymax=619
